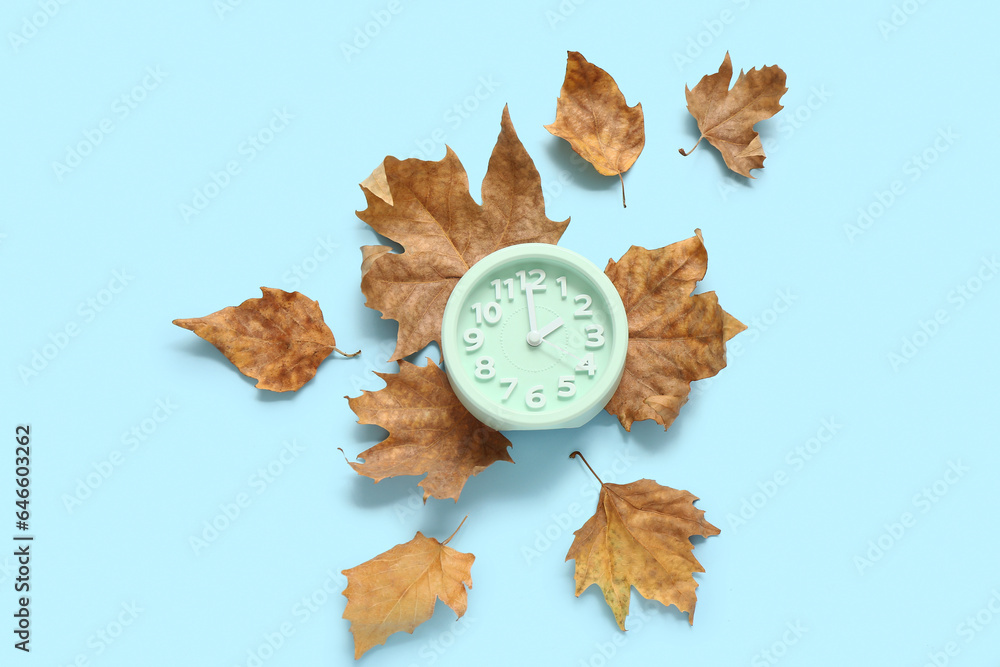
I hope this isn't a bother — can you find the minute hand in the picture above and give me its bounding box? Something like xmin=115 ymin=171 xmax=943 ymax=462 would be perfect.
xmin=525 ymin=286 xmax=539 ymax=333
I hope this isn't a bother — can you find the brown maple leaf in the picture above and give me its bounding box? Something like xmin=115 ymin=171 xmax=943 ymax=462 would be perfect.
xmin=604 ymin=231 xmax=745 ymax=431
xmin=566 ymin=452 xmax=719 ymax=630
xmin=679 ymin=52 xmax=787 ymax=177
xmin=358 ymin=105 xmax=569 ymax=362
xmin=345 ymin=359 xmax=513 ymax=502
xmin=342 ymin=518 xmax=474 ymax=659
xmin=545 ymin=51 xmax=645 ymax=207
xmin=173 ymin=287 xmax=357 ymax=392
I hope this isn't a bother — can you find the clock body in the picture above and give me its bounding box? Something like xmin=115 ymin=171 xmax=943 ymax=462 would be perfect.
xmin=441 ymin=244 xmax=628 ymax=431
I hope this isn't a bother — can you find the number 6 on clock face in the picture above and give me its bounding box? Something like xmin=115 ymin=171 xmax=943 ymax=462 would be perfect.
xmin=441 ymin=244 xmax=628 ymax=431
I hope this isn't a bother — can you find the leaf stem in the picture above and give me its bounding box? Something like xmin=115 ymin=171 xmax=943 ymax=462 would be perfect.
xmin=618 ymin=172 xmax=626 ymax=208
xmin=333 ymin=346 xmax=361 ymax=358
xmin=569 ymin=451 xmax=603 ymax=486
xmin=442 ymin=515 xmax=468 ymax=545
xmin=678 ymin=136 xmax=704 ymax=156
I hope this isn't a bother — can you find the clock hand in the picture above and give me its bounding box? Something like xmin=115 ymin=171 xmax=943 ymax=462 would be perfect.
xmin=525 ymin=285 xmax=539 ymax=334
xmin=525 ymin=286 xmax=542 ymax=346
xmin=536 ymin=316 xmax=564 ymax=340
xmin=538 ymin=335 xmax=583 ymax=364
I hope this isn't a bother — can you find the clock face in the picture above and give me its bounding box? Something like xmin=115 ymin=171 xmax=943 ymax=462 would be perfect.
xmin=441 ymin=244 xmax=628 ymax=431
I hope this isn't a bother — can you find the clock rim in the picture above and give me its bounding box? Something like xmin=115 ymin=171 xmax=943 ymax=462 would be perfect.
xmin=441 ymin=243 xmax=628 ymax=431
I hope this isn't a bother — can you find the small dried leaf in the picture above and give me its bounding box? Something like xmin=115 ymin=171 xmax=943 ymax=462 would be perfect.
xmin=567 ymin=470 xmax=719 ymax=630
xmin=545 ymin=51 xmax=645 ymax=206
xmin=345 ymin=359 xmax=513 ymax=502
xmin=681 ymin=52 xmax=787 ymax=177
xmin=173 ymin=287 xmax=354 ymax=392
xmin=358 ymin=105 xmax=569 ymax=362
xmin=342 ymin=523 xmax=474 ymax=659
xmin=604 ymin=232 xmax=745 ymax=430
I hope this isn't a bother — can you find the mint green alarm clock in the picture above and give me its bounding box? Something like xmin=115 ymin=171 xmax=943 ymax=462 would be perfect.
xmin=441 ymin=244 xmax=628 ymax=431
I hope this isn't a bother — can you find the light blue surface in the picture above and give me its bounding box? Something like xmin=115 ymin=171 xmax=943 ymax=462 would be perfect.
xmin=2 ymin=1 xmax=998 ymax=665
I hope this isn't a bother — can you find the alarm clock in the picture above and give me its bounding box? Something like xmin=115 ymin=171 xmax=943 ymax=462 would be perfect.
xmin=441 ymin=244 xmax=628 ymax=431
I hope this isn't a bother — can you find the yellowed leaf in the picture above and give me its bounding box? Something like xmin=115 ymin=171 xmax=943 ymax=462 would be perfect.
xmin=566 ymin=453 xmax=719 ymax=630
xmin=342 ymin=520 xmax=474 ymax=659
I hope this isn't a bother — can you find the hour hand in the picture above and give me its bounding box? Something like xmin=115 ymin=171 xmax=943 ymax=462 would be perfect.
xmin=537 ymin=317 xmax=563 ymax=340
xmin=527 ymin=316 xmax=563 ymax=347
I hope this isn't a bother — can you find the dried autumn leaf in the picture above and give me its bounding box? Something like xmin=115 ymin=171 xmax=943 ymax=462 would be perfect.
xmin=358 ymin=105 xmax=569 ymax=362
xmin=342 ymin=518 xmax=474 ymax=659
xmin=680 ymin=52 xmax=787 ymax=177
xmin=345 ymin=359 xmax=513 ymax=502
xmin=173 ymin=287 xmax=356 ymax=392
xmin=545 ymin=51 xmax=645 ymax=207
xmin=566 ymin=452 xmax=719 ymax=630
xmin=604 ymin=231 xmax=745 ymax=431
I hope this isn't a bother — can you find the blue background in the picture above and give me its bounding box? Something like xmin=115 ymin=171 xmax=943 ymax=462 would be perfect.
xmin=3 ymin=1 xmax=998 ymax=666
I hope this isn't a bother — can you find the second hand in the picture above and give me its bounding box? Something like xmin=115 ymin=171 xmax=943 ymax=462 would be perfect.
xmin=538 ymin=336 xmax=582 ymax=364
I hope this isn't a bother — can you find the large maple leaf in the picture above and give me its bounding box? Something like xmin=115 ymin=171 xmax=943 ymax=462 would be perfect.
xmin=173 ymin=287 xmax=356 ymax=392
xmin=345 ymin=360 xmax=513 ymax=502
xmin=604 ymin=231 xmax=745 ymax=431
xmin=545 ymin=51 xmax=645 ymax=207
xmin=342 ymin=520 xmax=474 ymax=659
xmin=679 ymin=52 xmax=787 ymax=177
xmin=566 ymin=453 xmax=719 ymax=630
xmin=358 ymin=105 xmax=569 ymax=362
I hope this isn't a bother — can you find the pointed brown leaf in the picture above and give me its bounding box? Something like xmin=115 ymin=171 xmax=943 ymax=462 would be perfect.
xmin=545 ymin=51 xmax=644 ymax=206
xmin=681 ymin=52 xmax=787 ymax=177
xmin=173 ymin=287 xmax=354 ymax=392
xmin=604 ymin=232 xmax=745 ymax=430
xmin=567 ymin=472 xmax=719 ymax=630
xmin=346 ymin=359 xmax=513 ymax=501
xmin=358 ymin=105 xmax=569 ymax=361
xmin=342 ymin=523 xmax=474 ymax=659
